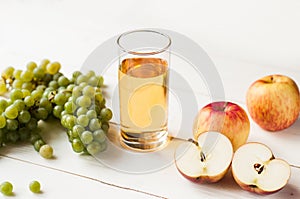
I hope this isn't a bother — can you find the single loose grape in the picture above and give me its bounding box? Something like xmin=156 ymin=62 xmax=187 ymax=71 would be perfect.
xmin=0 ymin=181 xmax=13 ymax=196
xmin=29 ymin=180 xmax=41 ymax=193
xmin=39 ymin=144 xmax=53 ymax=159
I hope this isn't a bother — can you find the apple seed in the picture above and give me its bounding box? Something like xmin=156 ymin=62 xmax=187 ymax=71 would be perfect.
xmin=254 ymin=163 xmax=264 ymax=174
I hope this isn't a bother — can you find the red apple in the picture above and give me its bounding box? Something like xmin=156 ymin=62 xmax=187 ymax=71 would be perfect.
xmin=246 ymin=74 xmax=300 ymax=131
xmin=193 ymin=101 xmax=250 ymax=151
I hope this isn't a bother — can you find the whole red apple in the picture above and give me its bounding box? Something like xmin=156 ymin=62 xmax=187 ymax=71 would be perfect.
xmin=193 ymin=101 xmax=250 ymax=152
xmin=246 ymin=74 xmax=300 ymax=131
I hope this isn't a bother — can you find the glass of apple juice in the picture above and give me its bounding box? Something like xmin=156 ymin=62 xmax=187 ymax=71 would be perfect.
xmin=117 ymin=29 xmax=171 ymax=152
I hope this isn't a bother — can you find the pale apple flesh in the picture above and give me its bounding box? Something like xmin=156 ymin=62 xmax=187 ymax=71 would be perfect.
xmin=193 ymin=101 xmax=250 ymax=151
xmin=232 ymin=142 xmax=291 ymax=194
xmin=246 ymin=74 xmax=300 ymax=131
xmin=175 ymin=131 xmax=233 ymax=183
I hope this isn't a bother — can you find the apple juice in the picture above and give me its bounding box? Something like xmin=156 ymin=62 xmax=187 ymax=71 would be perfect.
xmin=118 ymin=57 xmax=169 ymax=151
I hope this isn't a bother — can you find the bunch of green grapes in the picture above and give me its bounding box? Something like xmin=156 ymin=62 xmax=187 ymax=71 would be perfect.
xmin=52 ymin=70 xmax=112 ymax=155
xmin=0 ymin=59 xmax=112 ymax=157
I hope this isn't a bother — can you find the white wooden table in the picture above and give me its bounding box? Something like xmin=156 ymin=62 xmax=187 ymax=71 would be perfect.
xmin=0 ymin=1 xmax=299 ymax=198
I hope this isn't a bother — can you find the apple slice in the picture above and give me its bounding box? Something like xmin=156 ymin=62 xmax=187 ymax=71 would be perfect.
xmin=175 ymin=131 xmax=233 ymax=183
xmin=232 ymin=142 xmax=291 ymax=194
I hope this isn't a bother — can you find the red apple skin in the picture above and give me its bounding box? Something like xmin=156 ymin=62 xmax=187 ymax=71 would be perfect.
xmin=246 ymin=74 xmax=300 ymax=131
xmin=175 ymin=164 xmax=229 ymax=184
xmin=193 ymin=101 xmax=250 ymax=151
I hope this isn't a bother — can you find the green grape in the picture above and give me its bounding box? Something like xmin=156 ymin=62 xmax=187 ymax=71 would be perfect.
xmin=20 ymin=70 xmax=34 ymax=82
xmin=97 ymin=76 xmax=104 ymax=87
xmin=58 ymin=76 xmax=70 ymax=87
xmin=87 ymin=76 xmax=100 ymax=87
xmin=82 ymin=85 xmax=95 ymax=97
xmin=89 ymin=118 xmax=101 ymax=131
xmin=22 ymin=89 xmax=31 ymax=98
xmin=0 ymin=99 xmax=8 ymax=112
xmin=53 ymin=105 xmax=63 ymax=119
xmin=101 ymin=122 xmax=109 ymax=132
xmin=10 ymin=88 xmax=23 ymax=101
xmin=79 ymin=82 xmax=88 ymax=89
xmin=36 ymin=85 xmax=46 ymax=91
xmin=66 ymin=115 xmax=76 ymax=129
xmin=29 ymin=180 xmax=41 ymax=193
xmin=72 ymin=125 xmax=85 ymax=138
xmin=22 ymin=82 xmax=33 ymax=91
xmin=0 ymin=82 xmax=7 ymax=95
xmin=26 ymin=118 xmax=38 ymax=130
xmin=81 ymin=130 xmax=93 ymax=144
xmin=100 ymin=108 xmax=113 ymax=121
xmin=2 ymin=66 xmax=14 ymax=79
xmin=31 ymin=90 xmax=43 ymax=100
xmin=72 ymin=71 xmax=82 ymax=79
xmin=39 ymin=59 xmax=50 ymax=70
xmin=39 ymin=144 xmax=53 ymax=159
xmin=72 ymin=86 xmax=82 ymax=98
xmin=76 ymin=96 xmax=91 ymax=108
xmin=52 ymin=72 xmax=63 ymax=81
xmin=86 ymin=70 xmax=95 ymax=78
xmin=0 ymin=115 xmax=6 ymax=128
xmin=54 ymin=92 xmax=67 ymax=106
xmin=30 ymin=132 xmax=42 ymax=144
xmin=48 ymin=80 xmax=59 ymax=89
xmin=64 ymin=101 xmax=76 ymax=114
xmin=72 ymin=138 xmax=84 ymax=153
xmin=39 ymin=98 xmax=53 ymax=113
xmin=18 ymin=110 xmax=31 ymax=123
xmin=6 ymin=119 xmax=18 ymax=131
xmin=86 ymin=110 xmax=97 ymax=119
xmin=95 ymin=92 xmax=103 ymax=103
xmin=12 ymin=79 xmax=23 ymax=89
xmin=43 ymin=74 xmax=53 ymax=84
xmin=6 ymin=131 xmax=19 ymax=143
xmin=75 ymin=75 xmax=88 ymax=85
xmin=76 ymin=107 xmax=88 ymax=116
xmin=14 ymin=99 xmax=25 ymax=111
xmin=13 ymin=69 xmax=22 ymax=79
xmin=19 ymin=127 xmax=30 ymax=141
xmin=93 ymin=129 xmax=106 ymax=143
xmin=33 ymin=67 xmax=45 ymax=79
xmin=34 ymin=139 xmax=45 ymax=152
xmin=33 ymin=107 xmax=48 ymax=120
xmin=76 ymin=115 xmax=89 ymax=127
xmin=24 ymin=96 xmax=35 ymax=107
xmin=86 ymin=141 xmax=101 ymax=155
xmin=4 ymin=105 xmax=18 ymax=119
xmin=0 ymin=181 xmax=13 ymax=196
xmin=46 ymin=61 xmax=61 ymax=75
xmin=66 ymin=84 xmax=75 ymax=91
xmin=26 ymin=61 xmax=37 ymax=71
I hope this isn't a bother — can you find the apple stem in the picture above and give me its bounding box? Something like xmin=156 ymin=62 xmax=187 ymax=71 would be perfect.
xmin=254 ymin=163 xmax=264 ymax=174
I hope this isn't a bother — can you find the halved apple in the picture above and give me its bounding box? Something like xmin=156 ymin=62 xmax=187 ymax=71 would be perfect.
xmin=175 ymin=131 xmax=233 ymax=183
xmin=232 ymin=142 xmax=291 ymax=194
